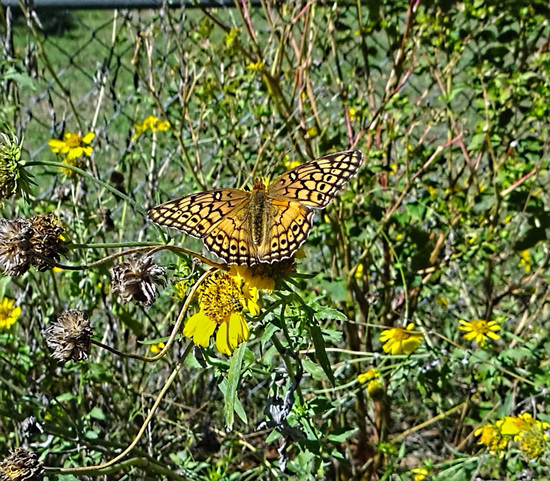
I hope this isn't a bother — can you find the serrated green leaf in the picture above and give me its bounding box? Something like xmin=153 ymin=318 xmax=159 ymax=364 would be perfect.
xmin=313 ymin=305 xmax=348 ymax=322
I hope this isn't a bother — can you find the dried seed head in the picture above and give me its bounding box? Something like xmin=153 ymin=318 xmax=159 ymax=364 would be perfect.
xmin=0 ymin=218 xmax=34 ymax=276
xmin=44 ymin=309 xmax=93 ymax=363
xmin=110 ymin=255 xmax=167 ymax=308
xmin=0 ymin=448 xmax=44 ymax=481
xmin=28 ymin=215 xmax=67 ymax=271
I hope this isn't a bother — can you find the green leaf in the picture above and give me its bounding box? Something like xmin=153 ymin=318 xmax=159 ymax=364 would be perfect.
xmin=309 ymin=324 xmax=336 ymax=386
xmin=312 ymin=305 xmax=348 ymax=322
xmin=56 ymin=392 xmax=77 ymax=403
xmin=0 ymin=277 xmax=11 ymax=300
xmin=84 ymin=430 xmax=99 ymax=440
xmin=327 ymin=428 xmax=357 ymax=443
xmin=223 ymin=343 xmax=248 ymax=430
xmin=88 ymin=407 xmax=106 ymax=421
xmin=261 ymin=323 xmax=279 ymax=350
xmin=302 ymin=357 xmax=328 ymax=381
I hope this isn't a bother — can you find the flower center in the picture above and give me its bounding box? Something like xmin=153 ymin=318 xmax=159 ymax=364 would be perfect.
xmin=0 ymin=304 xmax=13 ymax=320
xmin=198 ymin=272 xmax=243 ymax=324
xmin=470 ymin=320 xmax=490 ymax=334
xmin=394 ymin=327 xmax=412 ymax=341
xmin=65 ymin=134 xmax=83 ymax=147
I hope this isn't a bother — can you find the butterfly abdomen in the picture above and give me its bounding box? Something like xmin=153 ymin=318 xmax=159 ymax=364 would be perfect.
xmin=249 ymin=189 xmax=268 ymax=246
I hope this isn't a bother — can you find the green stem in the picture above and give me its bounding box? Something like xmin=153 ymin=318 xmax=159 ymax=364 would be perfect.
xmin=68 ymin=242 xmax=165 ymax=249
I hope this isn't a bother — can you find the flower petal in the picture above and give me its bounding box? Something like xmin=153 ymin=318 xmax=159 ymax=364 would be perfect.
xmin=82 ymin=132 xmax=96 ymax=144
xmin=216 ymin=322 xmax=232 ymax=355
xmin=192 ymin=315 xmax=217 ymax=348
xmin=67 ymin=147 xmax=84 ymax=160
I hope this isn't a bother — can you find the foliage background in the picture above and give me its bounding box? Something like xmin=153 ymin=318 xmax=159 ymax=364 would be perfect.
xmin=1 ymin=0 xmax=550 ymax=479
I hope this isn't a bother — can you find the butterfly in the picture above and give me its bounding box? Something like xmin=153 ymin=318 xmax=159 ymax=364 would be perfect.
xmin=148 ymin=150 xmax=363 ymax=266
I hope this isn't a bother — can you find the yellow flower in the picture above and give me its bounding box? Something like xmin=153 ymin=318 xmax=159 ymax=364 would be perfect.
xmin=247 ymin=61 xmax=265 ymax=71
xmin=231 ymin=265 xmax=275 ymax=293
xmin=307 ymin=127 xmax=318 ymax=138
xmin=459 ymin=319 xmax=501 ymax=347
xmin=517 ymin=423 xmax=549 ymax=460
xmin=475 ymin=423 xmax=509 ymax=454
xmin=60 ymin=154 xmax=86 ymax=178
xmin=519 ymin=250 xmax=532 ymax=273
xmin=355 ymin=263 xmax=364 ymax=279
xmin=133 ymin=116 xmax=170 ymax=141
xmin=349 ymin=108 xmax=360 ymax=122
xmin=411 ymin=467 xmax=430 ymax=481
xmin=436 ymin=298 xmax=449 ymax=309
xmin=366 ymin=379 xmax=385 ymax=400
xmin=183 ymin=271 xmax=259 ymax=356
xmin=379 ymin=323 xmax=424 ymax=355
xmin=0 ymin=298 xmax=21 ymax=329
xmin=230 ymin=256 xmax=300 ymax=296
xmin=49 ymin=132 xmax=95 ymax=160
xmin=150 ymin=342 xmax=165 ymax=354
xmin=357 ymin=368 xmax=379 ymax=384
xmin=283 ymin=155 xmax=301 ymax=170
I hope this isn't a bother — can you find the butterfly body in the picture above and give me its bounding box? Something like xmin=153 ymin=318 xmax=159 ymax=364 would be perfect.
xmin=148 ymin=150 xmax=363 ymax=266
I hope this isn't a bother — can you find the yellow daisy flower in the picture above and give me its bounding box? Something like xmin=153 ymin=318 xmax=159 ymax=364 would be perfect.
xmin=0 ymin=298 xmax=21 ymax=329
xmin=475 ymin=422 xmax=509 ymax=455
xmin=150 ymin=342 xmax=165 ymax=354
xmin=229 ymin=254 xmax=302 ymax=295
xmin=183 ymin=271 xmax=259 ymax=356
xmin=379 ymin=323 xmax=424 ymax=355
xmin=516 ymin=421 xmax=550 ymax=460
xmin=49 ymin=132 xmax=95 ymax=160
xmin=519 ymin=250 xmax=532 ymax=273
xmin=357 ymin=368 xmax=379 ymax=384
xmin=132 ymin=116 xmax=170 ymax=141
xmin=459 ymin=319 xmax=501 ymax=347
xmin=283 ymin=155 xmax=301 ymax=170
xmin=411 ymin=467 xmax=430 ymax=481
xmin=247 ymin=61 xmax=265 ymax=71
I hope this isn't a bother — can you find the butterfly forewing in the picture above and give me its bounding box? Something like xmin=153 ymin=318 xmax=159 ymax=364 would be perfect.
xmin=267 ymin=150 xmax=363 ymax=208
xmin=147 ymin=189 xmax=249 ymax=239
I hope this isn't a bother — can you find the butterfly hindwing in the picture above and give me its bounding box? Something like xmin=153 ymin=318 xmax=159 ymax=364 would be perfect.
xmin=203 ymin=210 xmax=258 ymax=265
xmin=148 ymin=189 xmax=249 ymax=239
xmin=268 ymin=150 xmax=363 ymax=208
xmin=257 ymin=200 xmax=314 ymax=263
